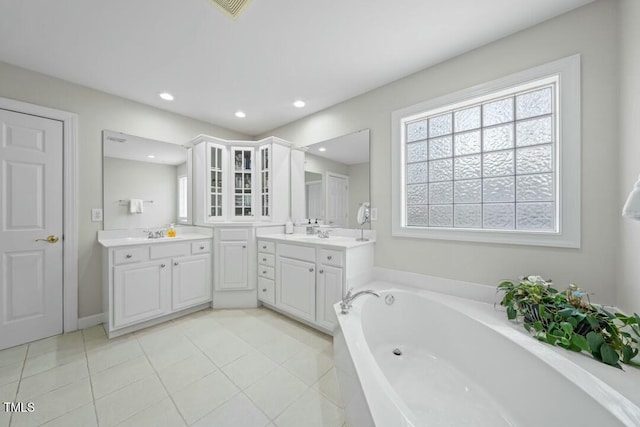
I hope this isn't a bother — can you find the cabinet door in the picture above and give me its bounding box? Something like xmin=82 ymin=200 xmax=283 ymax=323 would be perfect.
xmin=172 ymin=254 xmax=211 ymax=310
xmin=218 ymin=241 xmax=249 ymax=290
xmin=316 ymin=265 xmax=344 ymax=331
xmin=208 ymin=143 xmax=226 ymax=219
xmin=113 ymin=260 xmax=170 ymax=328
xmin=277 ymin=256 xmax=316 ymax=322
xmin=232 ymin=147 xmax=254 ymax=217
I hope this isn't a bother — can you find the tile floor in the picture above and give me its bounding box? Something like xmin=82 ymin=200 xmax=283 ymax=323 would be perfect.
xmin=0 ymin=308 xmax=347 ymax=427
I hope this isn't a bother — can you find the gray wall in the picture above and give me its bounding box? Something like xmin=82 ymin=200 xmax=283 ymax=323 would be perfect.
xmin=0 ymin=62 xmax=248 ymax=318
xmin=618 ymin=0 xmax=640 ymax=313
xmin=103 ymin=158 xmax=177 ymax=230
xmin=261 ymin=1 xmax=620 ymax=304
xmin=348 ymin=162 xmax=370 ymax=229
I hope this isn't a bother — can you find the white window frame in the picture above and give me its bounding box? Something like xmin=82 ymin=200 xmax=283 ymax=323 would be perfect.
xmin=391 ymin=54 xmax=581 ymax=248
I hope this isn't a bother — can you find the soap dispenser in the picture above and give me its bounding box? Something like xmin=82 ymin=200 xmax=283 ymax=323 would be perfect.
xmin=167 ymin=224 xmax=176 ymax=238
xmin=285 ymin=217 xmax=294 ymax=234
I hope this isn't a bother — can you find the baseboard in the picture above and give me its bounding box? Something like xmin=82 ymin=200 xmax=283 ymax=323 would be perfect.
xmin=78 ymin=313 xmax=105 ymax=330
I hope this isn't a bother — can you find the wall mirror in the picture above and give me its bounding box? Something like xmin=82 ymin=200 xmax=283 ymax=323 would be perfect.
xmin=103 ymin=130 xmax=192 ymax=230
xmin=303 ymin=129 xmax=370 ymax=229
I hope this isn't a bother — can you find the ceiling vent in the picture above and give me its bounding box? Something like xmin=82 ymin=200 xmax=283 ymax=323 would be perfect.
xmin=208 ymin=0 xmax=252 ymax=19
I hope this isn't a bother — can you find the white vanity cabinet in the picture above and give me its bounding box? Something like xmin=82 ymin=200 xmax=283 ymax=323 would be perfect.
xmin=101 ymin=237 xmax=212 ymax=337
xmin=258 ymin=237 xmax=374 ymax=334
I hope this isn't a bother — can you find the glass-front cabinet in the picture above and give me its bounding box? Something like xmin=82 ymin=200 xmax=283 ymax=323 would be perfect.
xmin=192 ymin=135 xmax=291 ymax=225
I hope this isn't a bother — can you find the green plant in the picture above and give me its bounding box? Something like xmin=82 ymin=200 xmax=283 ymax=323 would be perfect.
xmin=498 ymin=276 xmax=640 ymax=369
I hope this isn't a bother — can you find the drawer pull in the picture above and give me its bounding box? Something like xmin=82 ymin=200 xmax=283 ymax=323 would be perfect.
xmin=262 ymin=245 xmax=267 ymax=249
xmin=126 ymin=254 xmax=133 ymax=259
xmin=262 ymin=288 xmax=267 ymax=292
xmin=262 ymin=257 xmax=267 ymax=262
xmin=160 ymin=264 xmax=166 ymax=268
xmin=200 ymin=245 xmax=205 ymax=250
xmin=327 ymin=255 xmax=332 ymax=260
xmin=262 ymin=270 xmax=267 ymax=274
xmin=174 ymin=262 xmax=179 ymax=266
xmin=309 ymin=268 xmax=314 ymax=273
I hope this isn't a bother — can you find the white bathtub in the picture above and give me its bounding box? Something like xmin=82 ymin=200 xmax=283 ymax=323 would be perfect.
xmin=333 ymin=283 xmax=640 ymax=427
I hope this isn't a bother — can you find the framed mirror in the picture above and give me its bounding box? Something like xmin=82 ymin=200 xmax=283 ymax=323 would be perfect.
xmin=102 ymin=130 xmax=192 ymax=230
xmin=303 ymin=129 xmax=370 ymax=228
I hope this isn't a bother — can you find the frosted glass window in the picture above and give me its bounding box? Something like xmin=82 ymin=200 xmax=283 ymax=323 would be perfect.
xmin=402 ymin=80 xmax=557 ymax=233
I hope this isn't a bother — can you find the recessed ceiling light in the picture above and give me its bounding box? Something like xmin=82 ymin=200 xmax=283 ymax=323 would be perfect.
xmin=235 ymin=111 xmax=246 ymax=118
xmin=318 ymin=147 xmax=326 ymax=152
xmin=147 ymin=155 xmax=156 ymax=159
xmin=159 ymin=92 xmax=174 ymax=101
xmin=293 ymin=100 xmax=306 ymax=108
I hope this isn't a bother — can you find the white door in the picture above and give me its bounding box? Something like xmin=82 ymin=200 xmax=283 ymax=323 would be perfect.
xmin=172 ymin=254 xmax=211 ymax=310
xmin=326 ymin=172 xmax=349 ymax=227
xmin=218 ymin=241 xmax=248 ymax=290
xmin=0 ymin=109 xmax=63 ymax=350
xmin=113 ymin=260 xmax=171 ymax=328
xmin=277 ymin=256 xmax=316 ymax=322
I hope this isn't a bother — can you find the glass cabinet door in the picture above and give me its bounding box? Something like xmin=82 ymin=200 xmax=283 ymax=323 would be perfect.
xmin=260 ymin=146 xmax=270 ymax=217
xmin=233 ymin=148 xmax=253 ymax=217
xmin=209 ymin=145 xmax=223 ymax=218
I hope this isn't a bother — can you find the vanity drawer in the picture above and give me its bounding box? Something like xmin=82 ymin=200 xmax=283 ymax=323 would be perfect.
xmin=258 ymin=252 xmax=275 ymax=266
xmin=258 ymin=277 xmax=275 ymax=305
xmin=258 ymin=265 xmax=275 ymax=280
xmin=319 ymin=249 xmax=344 ymax=267
xmin=150 ymin=243 xmax=188 ymax=259
xmin=220 ymin=229 xmax=249 ymax=241
xmin=278 ymin=243 xmax=315 ymax=262
xmin=113 ymin=246 xmax=149 ymax=265
xmin=191 ymin=240 xmax=211 ymax=254
xmin=257 ymin=240 xmax=275 ymax=254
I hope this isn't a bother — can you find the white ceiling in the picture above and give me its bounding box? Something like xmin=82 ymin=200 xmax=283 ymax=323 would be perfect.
xmin=0 ymin=0 xmax=593 ymax=137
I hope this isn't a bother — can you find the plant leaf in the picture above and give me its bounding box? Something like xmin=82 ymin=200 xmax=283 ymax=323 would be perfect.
xmin=587 ymin=332 xmax=605 ymax=354
xmin=506 ymin=305 xmax=517 ymax=320
xmin=600 ymin=343 xmax=620 ymax=367
xmin=560 ymin=322 xmax=574 ymax=335
xmin=571 ymin=334 xmax=590 ymax=352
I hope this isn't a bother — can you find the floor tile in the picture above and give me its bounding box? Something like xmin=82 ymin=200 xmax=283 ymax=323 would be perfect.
xmin=116 ymin=397 xmax=185 ymax=427
xmin=244 ymin=366 xmax=309 ymax=419
xmin=0 ymin=362 xmax=22 ymax=387
xmin=0 ymin=382 xmax=18 ymax=427
xmin=176 ymin=316 xmax=222 ymax=340
xmin=274 ymin=388 xmax=345 ymax=427
xmin=91 ymin=355 xmax=155 ymax=399
xmin=282 ymin=348 xmax=334 ymax=385
xmin=257 ymin=334 xmax=311 ymax=365
xmin=171 ymin=370 xmax=239 ymax=425
xmin=26 ymin=331 xmax=84 ymax=359
xmin=157 ymin=353 xmax=217 ymax=394
xmin=95 ymin=376 xmax=168 ymax=427
xmin=86 ymin=339 xmax=143 ymax=374
xmin=0 ymin=345 xmax=27 ymax=368
xmin=142 ymin=337 xmax=201 ymax=371
xmin=21 ymin=346 xmax=85 ymax=379
xmin=39 ymin=403 xmax=97 ymax=427
xmin=188 ymin=326 xmax=238 ymax=350
xmin=83 ymin=332 xmax=133 ymax=352
xmin=199 ymin=334 xmax=254 ymax=367
xmin=17 ymin=359 xmax=88 ymax=400
xmin=11 ymin=377 xmax=93 ymax=427
xmin=221 ymin=350 xmax=277 ymax=389
xmin=192 ymin=393 xmax=269 ymax=427
xmin=81 ymin=324 xmax=107 ymax=341
xmin=312 ymin=368 xmax=343 ymax=407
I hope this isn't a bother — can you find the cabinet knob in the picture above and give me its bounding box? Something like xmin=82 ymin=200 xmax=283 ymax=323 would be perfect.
xmin=262 ymin=270 xmax=267 ymax=274
xmin=262 ymin=257 xmax=267 ymax=262
xmin=319 ymin=269 xmax=324 ymax=274
xmin=309 ymin=268 xmax=314 ymax=273
xmin=174 ymin=262 xmax=179 ymax=266
xmin=262 ymin=245 xmax=267 ymax=249
xmin=262 ymin=288 xmax=267 ymax=292
xmin=126 ymin=254 xmax=132 ymax=259
xmin=160 ymin=264 xmax=166 ymax=268
xmin=243 ymin=245 xmax=247 ymax=249
xmin=200 ymin=245 xmax=205 ymax=250
xmin=327 ymin=255 xmax=332 ymax=260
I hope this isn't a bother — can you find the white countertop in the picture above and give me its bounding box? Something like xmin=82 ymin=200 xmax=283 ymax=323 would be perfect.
xmin=98 ymin=233 xmax=212 ymax=248
xmin=258 ymin=233 xmax=375 ymax=249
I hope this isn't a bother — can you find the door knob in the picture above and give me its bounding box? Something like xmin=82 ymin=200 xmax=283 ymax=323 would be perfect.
xmin=35 ymin=235 xmax=59 ymax=244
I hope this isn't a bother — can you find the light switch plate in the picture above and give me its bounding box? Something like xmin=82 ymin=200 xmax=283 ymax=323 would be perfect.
xmin=91 ymin=208 xmax=103 ymax=222
xmin=370 ymin=207 xmax=378 ymax=221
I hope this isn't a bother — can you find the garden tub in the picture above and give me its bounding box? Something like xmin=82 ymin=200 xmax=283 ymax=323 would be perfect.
xmin=333 ymin=283 xmax=640 ymax=427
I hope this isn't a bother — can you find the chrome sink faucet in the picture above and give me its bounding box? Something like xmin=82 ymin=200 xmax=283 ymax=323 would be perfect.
xmin=340 ymin=289 xmax=380 ymax=314
xmin=143 ymin=229 xmax=165 ymax=239
xmin=317 ymin=229 xmax=333 ymax=238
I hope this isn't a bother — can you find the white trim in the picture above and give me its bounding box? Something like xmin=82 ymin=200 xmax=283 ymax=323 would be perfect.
xmin=78 ymin=313 xmax=105 ymax=330
xmin=0 ymin=97 xmax=79 ymax=332
xmin=391 ymin=54 xmax=581 ymax=248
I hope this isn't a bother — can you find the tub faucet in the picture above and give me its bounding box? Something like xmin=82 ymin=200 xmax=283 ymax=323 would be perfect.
xmin=340 ymin=289 xmax=380 ymax=314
